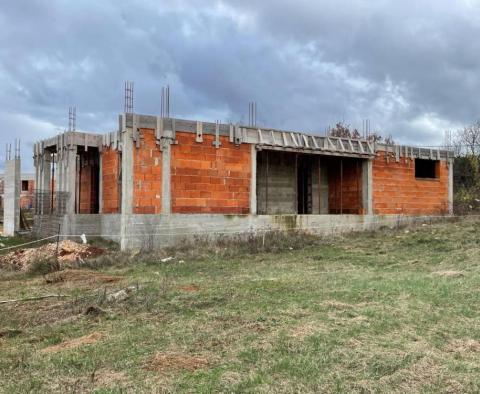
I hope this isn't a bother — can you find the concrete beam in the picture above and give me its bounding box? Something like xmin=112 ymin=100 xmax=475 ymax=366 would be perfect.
xmin=3 ymin=158 xmax=20 ymax=236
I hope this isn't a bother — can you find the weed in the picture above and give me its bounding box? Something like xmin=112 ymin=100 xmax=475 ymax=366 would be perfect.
xmin=26 ymin=258 xmax=60 ymax=276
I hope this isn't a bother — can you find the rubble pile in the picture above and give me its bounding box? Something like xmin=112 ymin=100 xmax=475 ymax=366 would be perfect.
xmin=0 ymin=240 xmax=105 ymax=270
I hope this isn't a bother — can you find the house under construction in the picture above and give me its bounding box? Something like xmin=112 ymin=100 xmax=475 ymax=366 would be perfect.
xmin=32 ymin=112 xmax=453 ymax=250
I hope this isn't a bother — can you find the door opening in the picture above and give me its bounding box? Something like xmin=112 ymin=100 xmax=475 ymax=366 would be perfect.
xmin=297 ymin=156 xmax=313 ymax=214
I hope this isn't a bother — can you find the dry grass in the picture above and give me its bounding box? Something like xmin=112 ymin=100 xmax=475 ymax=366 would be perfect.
xmin=146 ymin=352 xmax=211 ymax=373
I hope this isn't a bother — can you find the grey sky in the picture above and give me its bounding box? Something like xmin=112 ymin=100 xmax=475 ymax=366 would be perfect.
xmin=1 ymin=0 xmax=479 ymax=170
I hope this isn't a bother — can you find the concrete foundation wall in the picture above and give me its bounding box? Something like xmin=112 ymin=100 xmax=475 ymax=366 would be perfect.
xmin=34 ymin=214 xmax=121 ymax=243
xmin=33 ymin=212 xmax=446 ymax=250
xmin=119 ymin=214 xmax=440 ymax=250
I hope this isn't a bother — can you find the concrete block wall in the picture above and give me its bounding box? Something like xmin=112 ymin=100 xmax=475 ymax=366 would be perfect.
xmin=257 ymin=151 xmax=297 ymax=214
xmin=171 ymin=132 xmax=251 ymax=214
xmin=101 ymin=147 xmax=120 ymax=213
xmin=133 ymin=128 xmax=162 ymax=214
xmin=372 ymin=151 xmax=449 ymax=215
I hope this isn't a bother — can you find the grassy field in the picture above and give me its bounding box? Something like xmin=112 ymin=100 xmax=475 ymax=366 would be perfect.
xmin=1 ymin=218 xmax=480 ymax=393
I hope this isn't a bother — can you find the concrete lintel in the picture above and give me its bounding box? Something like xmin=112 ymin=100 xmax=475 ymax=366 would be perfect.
xmin=377 ymin=143 xmax=452 ymax=162
xmin=257 ymin=146 xmax=374 ymax=160
xmin=35 ymin=131 xmax=103 ymax=151
xmin=125 ymin=114 xmax=232 ymax=137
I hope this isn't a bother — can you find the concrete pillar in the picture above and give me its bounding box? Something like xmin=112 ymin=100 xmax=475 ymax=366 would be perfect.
xmin=4 ymin=158 xmax=20 ymax=236
xmin=161 ymin=140 xmax=172 ymax=214
xmin=34 ymin=151 xmax=41 ymax=214
xmin=448 ymin=158 xmax=454 ymax=215
xmin=121 ymin=114 xmax=134 ymax=250
xmin=362 ymin=159 xmax=373 ymax=215
xmin=250 ymin=145 xmax=257 ymax=215
xmin=65 ymin=147 xmax=77 ymax=214
xmin=55 ymin=154 xmax=63 ymax=193
xmin=40 ymin=153 xmax=52 ymax=214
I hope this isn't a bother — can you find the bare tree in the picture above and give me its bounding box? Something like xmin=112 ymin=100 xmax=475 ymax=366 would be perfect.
xmin=455 ymin=121 xmax=480 ymax=156
xmin=328 ymin=122 xmax=361 ymax=139
xmin=327 ymin=122 xmax=394 ymax=144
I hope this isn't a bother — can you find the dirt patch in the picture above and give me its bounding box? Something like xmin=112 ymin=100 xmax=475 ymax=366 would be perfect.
xmin=178 ymin=284 xmax=199 ymax=292
xmin=0 ymin=240 xmax=105 ymax=271
xmin=93 ymin=369 xmax=131 ymax=389
xmin=44 ymin=269 xmax=122 ymax=285
xmin=41 ymin=331 xmax=104 ymax=354
xmin=432 ymin=270 xmax=465 ymax=278
xmin=445 ymin=338 xmax=480 ymax=353
xmin=146 ymin=351 xmax=210 ymax=373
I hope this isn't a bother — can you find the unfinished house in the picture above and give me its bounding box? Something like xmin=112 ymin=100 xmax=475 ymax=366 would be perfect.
xmin=32 ymin=113 xmax=453 ymax=250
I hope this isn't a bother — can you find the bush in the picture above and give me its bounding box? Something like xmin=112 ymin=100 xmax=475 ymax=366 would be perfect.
xmin=26 ymin=258 xmax=60 ymax=276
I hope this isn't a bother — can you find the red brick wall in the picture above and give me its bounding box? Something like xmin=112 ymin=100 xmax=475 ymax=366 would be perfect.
xmin=328 ymin=158 xmax=363 ymax=214
xmin=133 ymin=128 xmax=162 ymax=214
xmin=20 ymin=180 xmax=35 ymax=209
xmin=373 ymin=152 xmax=449 ymax=215
xmin=102 ymin=147 xmax=120 ymax=213
xmin=171 ymin=132 xmax=251 ymax=214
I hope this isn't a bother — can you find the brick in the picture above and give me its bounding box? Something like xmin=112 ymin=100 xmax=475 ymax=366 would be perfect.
xmin=372 ymin=155 xmax=448 ymax=215
xmin=171 ymin=132 xmax=251 ymax=214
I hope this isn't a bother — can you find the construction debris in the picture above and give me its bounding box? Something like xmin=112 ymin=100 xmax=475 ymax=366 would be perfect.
xmin=0 ymin=240 xmax=105 ymax=271
xmin=106 ymin=286 xmax=137 ymax=302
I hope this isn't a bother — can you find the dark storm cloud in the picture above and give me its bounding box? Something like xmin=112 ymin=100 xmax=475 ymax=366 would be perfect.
xmin=0 ymin=0 xmax=479 ymax=170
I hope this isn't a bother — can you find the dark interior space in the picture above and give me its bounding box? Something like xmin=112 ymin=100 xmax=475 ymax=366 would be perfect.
xmin=297 ymin=155 xmax=314 ymax=214
xmin=415 ymin=159 xmax=439 ymax=179
xmin=256 ymin=150 xmax=365 ymax=215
